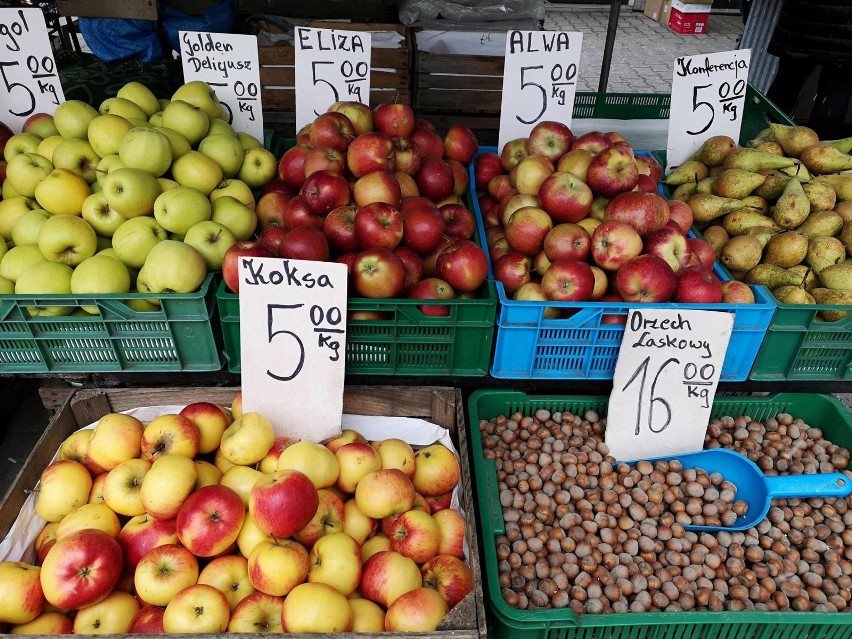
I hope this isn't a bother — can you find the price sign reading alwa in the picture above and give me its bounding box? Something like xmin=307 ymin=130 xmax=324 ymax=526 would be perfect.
xmin=239 ymin=257 xmax=348 ymax=442
xmin=605 ymin=309 xmax=733 ymax=462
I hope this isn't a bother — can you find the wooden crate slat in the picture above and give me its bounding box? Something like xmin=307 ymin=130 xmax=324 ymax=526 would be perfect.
xmin=57 ymin=0 xmax=158 ymax=20
xmin=418 ymin=53 xmax=504 ymax=76
xmin=417 ymin=74 xmax=503 ymax=91
xmin=416 ymin=90 xmax=503 ymax=113
xmin=260 ymin=68 xmax=407 ymax=89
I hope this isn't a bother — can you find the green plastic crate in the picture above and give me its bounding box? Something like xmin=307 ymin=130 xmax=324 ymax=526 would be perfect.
xmin=468 ymin=390 xmax=852 ymax=639
xmin=0 ymin=274 xmax=222 ymax=373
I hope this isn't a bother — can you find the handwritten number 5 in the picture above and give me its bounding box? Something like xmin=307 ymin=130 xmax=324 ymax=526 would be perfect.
xmin=0 ymin=61 xmax=35 ymax=117
xmin=266 ymin=304 xmax=305 ymax=382
xmin=311 ymin=61 xmax=339 ymax=117
xmin=687 ymin=84 xmax=714 ymax=136
xmin=517 ymin=65 xmax=546 ymax=125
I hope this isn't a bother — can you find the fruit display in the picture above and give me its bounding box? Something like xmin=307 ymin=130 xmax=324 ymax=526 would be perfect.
xmin=670 ymin=125 xmax=852 ymax=319
xmin=0 ymin=81 xmax=276 ymax=313
xmin=474 ymin=121 xmax=753 ymax=306
xmin=221 ymin=102 xmax=490 ymax=307
xmin=0 ymin=395 xmax=473 ymax=633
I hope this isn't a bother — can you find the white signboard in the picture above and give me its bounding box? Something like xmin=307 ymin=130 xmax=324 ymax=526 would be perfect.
xmin=498 ymin=30 xmax=583 ymax=152
xmin=605 ymin=309 xmax=733 ymax=462
xmin=0 ymin=8 xmax=64 ymax=131
xmin=239 ymin=257 xmax=348 ymax=442
xmin=180 ymin=31 xmax=263 ymax=140
xmin=294 ymin=27 xmax=372 ymax=130
xmin=666 ymin=49 xmax=752 ymax=170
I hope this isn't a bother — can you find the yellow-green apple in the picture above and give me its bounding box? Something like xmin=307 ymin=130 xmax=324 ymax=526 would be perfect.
xmin=72 ymin=590 xmax=139 ymax=634
xmin=163 ymin=584 xmax=230 ymax=633
xmin=141 ymin=413 xmax=201 ymax=461
xmin=219 ymin=412 xmax=275 ymax=466
xmin=56 ymin=502 xmax=120 ymax=539
xmin=127 ymin=605 xmax=165 ymax=634
xmin=89 ymin=472 xmax=111 ymax=504
xmin=118 ymin=514 xmax=178 ymax=569
xmin=360 ymin=550 xmax=421 ymax=606
xmin=355 ymin=468 xmax=416 ymax=519
xmin=70 ymin=255 xmax=131 ymax=313
xmin=281 ymin=582 xmax=353 ymax=633
xmin=616 ymin=254 xmax=678 ymax=302
xmin=238 ymin=147 xmax=277 ymax=189
xmin=37 ymin=214 xmax=96 ymax=266
xmin=0 ymin=276 xmax=11 ymax=295
xmin=34 ymin=522 xmax=59 ymax=564
xmin=385 ymin=586 xmax=448 ymax=631
xmin=141 ymin=240 xmax=207 ymax=294
xmin=14 ymin=262 xmax=73 ymax=316
xmin=330 ymin=101 xmax=374 ymax=136
xmin=210 ymin=178 xmax=255 ymax=209
xmin=211 ymin=196 xmax=257 ymax=242
xmin=4 ymin=135 xmax=43 ymax=166
xmin=195 ymin=460 xmax=223 ymax=489
xmin=349 ymin=597 xmax=385 ymax=632
xmin=248 ymin=469 xmax=319 ymax=539
xmin=102 ymin=167 xmax=161 ymax=219
xmin=200 ymin=134 xmax=243 ymax=177
xmin=85 ymin=412 xmax=143 ymax=471
xmin=10 ymin=610 xmax=72 ymax=635
xmin=247 ymin=539 xmax=309 ymax=596
xmin=231 ymin=392 xmax=242 ymax=418
xmin=207 ymin=118 xmax=237 ymax=138
xmin=12 ymin=209 xmax=51 ymax=246
xmin=172 ymin=81 xmax=221 ymax=119
xmin=58 ymin=429 xmax=92 ymax=463
xmin=118 ymin=127 xmax=171 ymax=177
xmin=413 ymin=443 xmax=460 ymax=496
xmin=51 ymin=138 xmax=99 ymax=184
xmin=6 ymin=153 xmax=53 ymax=197
xmin=112 ymin=217 xmax=167 ymax=270
xmin=644 ymin=226 xmax=692 ymax=273
xmin=604 ymin=191 xmax=670 ymax=236
xmin=140 ymin=454 xmax=198 ymax=520
xmin=102 ymin=458 xmax=150 ymax=516
xmin=87 ymin=114 xmax=134 ymax=159
xmin=198 ymin=555 xmax=255 ymax=611
xmin=361 ymin=534 xmax=390 ymax=563
xmin=95 ymin=154 xmax=125 ymax=186
xmin=258 ymin=437 xmax=293 ymax=474
xmin=154 ymin=126 xmax=191 ymax=160
xmin=23 ymin=112 xmax=59 ymax=138
xmin=134 ymin=544 xmax=199 ymax=607
xmin=294 ymin=489 xmax=345 ymax=548
xmin=35 ymin=460 xmax=92 ymax=522
xmin=81 ymin=193 xmax=125 ymax=237
xmin=117 ymin=82 xmax=160 ymax=117
xmin=422 ymin=554 xmax=472 ymax=608
xmin=0 ymin=562 xmax=44 ymax=624
xmin=589 ymin=264 xmax=608 ymax=300
xmin=591 ymin=220 xmax=643 ymax=271
xmin=53 ymin=100 xmax=98 ymax=139
xmin=34 ymin=168 xmax=91 ymax=216
xmin=509 ymin=155 xmax=554 ymax=196
xmin=277 ymin=440 xmax=339 ymax=489
xmin=36 ymin=134 xmax=64 ymax=162
xmin=184 ymin=220 xmax=236 ymax=270
xmin=0 ymin=196 xmax=40 ymax=242
xmin=324 ymin=429 xmax=367 ymax=454
xmin=307 ymin=532 xmax=362 ymax=596
xmin=215 ymin=447 xmax=237 ymax=474
xmin=158 ymin=177 xmax=178 ymax=192
xmin=220 ymin=465 xmax=264 ymax=508
xmin=433 ymin=507 xmax=465 ymax=558
xmin=557 ymin=148 xmax=594 ymax=183
xmin=227 ymin=592 xmax=283 ymax=632
xmin=148 ymin=112 xmax=164 ymax=126
xmin=334 ymin=443 xmax=381 ymax=494
xmin=162 ymin=100 xmax=210 ymax=147
xmin=172 ymin=150 xmax=223 ymax=195
xmin=176 ymin=484 xmax=245 ymax=557
xmin=40 ymin=529 xmax=123 ymax=609
xmin=178 ymin=401 xmax=232 ymax=455
xmin=388 ymin=509 xmax=440 ymax=563
xmin=342 ymin=499 xmax=378 ymax=545
xmin=100 ymin=96 xmax=147 ymax=120
xmin=237 ymin=513 xmax=273 ymax=558
xmin=504 ymin=206 xmax=553 ymax=257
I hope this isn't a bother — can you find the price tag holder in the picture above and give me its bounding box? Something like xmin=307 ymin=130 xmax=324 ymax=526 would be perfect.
xmin=0 ymin=8 xmax=64 ymax=130
xmin=498 ymin=30 xmax=582 ymax=152
xmin=239 ymin=257 xmax=348 ymax=442
xmin=294 ymin=27 xmax=371 ymax=131
xmin=666 ymin=49 xmax=752 ymax=171
xmin=605 ymin=309 xmax=733 ymax=462
xmin=179 ymin=31 xmax=263 ymax=140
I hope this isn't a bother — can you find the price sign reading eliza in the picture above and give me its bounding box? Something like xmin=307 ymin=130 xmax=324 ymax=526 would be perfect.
xmin=666 ymin=49 xmax=752 ymax=170
xmin=0 ymin=8 xmax=64 ymax=130
xmin=605 ymin=309 xmax=733 ymax=462
xmin=239 ymin=257 xmax=348 ymax=442
xmin=498 ymin=30 xmax=583 ymax=152
xmin=294 ymin=27 xmax=372 ymax=130
xmin=179 ymin=31 xmax=263 ymax=140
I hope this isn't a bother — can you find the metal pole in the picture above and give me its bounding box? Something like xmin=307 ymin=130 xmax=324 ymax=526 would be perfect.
xmin=598 ymin=0 xmax=622 ymax=93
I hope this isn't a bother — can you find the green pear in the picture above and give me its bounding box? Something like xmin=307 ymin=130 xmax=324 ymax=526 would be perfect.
xmin=745 ymin=264 xmax=807 ymax=289
xmin=812 ymin=288 xmax=852 ymax=321
xmin=806 ymin=236 xmax=846 ymax=273
xmin=720 ymin=235 xmax=763 ymax=271
xmin=773 ymin=178 xmax=810 ymax=229
xmin=742 ymin=195 xmax=768 ymax=214
xmin=774 ymin=285 xmax=816 ymax=304
xmin=764 ymin=231 xmax=808 ymax=268
xmin=787 ymin=265 xmax=819 ymax=290
xmin=688 ymin=193 xmax=749 ymax=223
xmin=818 ymin=263 xmax=852 ymax=290
xmin=813 ymin=175 xmax=852 ymax=201
xmin=803 ymin=182 xmax=837 ymax=212
xmin=778 ymin=162 xmax=811 ymax=181
xmin=839 ymin=221 xmax=852 ymax=255
xmin=823 ymin=137 xmax=852 ymax=154
xmin=800 ymin=144 xmax=852 ymax=174
xmin=769 ymin=123 xmax=820 ymax=158
xmin=703 ymin=225 xmax=729 ymax=256
xmin=747 ymin=128 xmax=776 ymax=146
xmin=836 ymin=201 xmax=852 ymax=223
xmin=753 ymin=141 xmax=785 ymax=156
xmin=664 ymin=160 xmax=709 ymax=186
xmin=753 ymin=170 xmax=789 ymax=201
xmin=695 ymin=135 xmax=737 ymax=167
xmin=695 ymin=177 xmax=716 ymax=194
xmin=742 ymin=226 xmax=778 ymax=249
xmin=708 ymin=165 xmax=726 ymax=178
xmin=795 ymin=210 xmax=843 ymax=238
xmin=723 ymin=148 xmax=800 ymax=171
xmin=723 ymin=210 xmax=782 ymax=236
xmin=671 ymin=182 xmax=698 ymax=201
xmin=712 ymin=169 xmax=766 ymax=199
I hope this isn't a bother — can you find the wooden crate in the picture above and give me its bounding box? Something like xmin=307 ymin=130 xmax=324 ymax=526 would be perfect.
xmin=0 ymin=385 xmax=486 ymax=639
xmin=415 ymin=51 xmax=503 ymax=115
xmin=259 ymin=22 xmax=411 ymax=114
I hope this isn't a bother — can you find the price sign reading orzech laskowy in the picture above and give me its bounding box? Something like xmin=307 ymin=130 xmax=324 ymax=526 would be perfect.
xmin=179 ymin=31 xmax=263 ymax=140
xmin=666 ymin=49 xmax=752 ymax=171
xmin=498 ymin=30 xmax=583 ymax=151
xmin=0 ymin=8 xmax=64 ymax=130
xmin=604 ymin=309 xmax=733 ymax=462
xmin=239 ymin=257 xmax=348 ymax=442
xmin=294 ymin=27 xmax=372 ymax=130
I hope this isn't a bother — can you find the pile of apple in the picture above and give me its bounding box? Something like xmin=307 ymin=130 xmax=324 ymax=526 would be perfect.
xmin=0 ymin=80 xmax=275 ymax=314
xmin=475 ymin=121 xmax=756 ymax=309
xmin=0 ymin=396 xmax=472 ymax=634
xmin=221 ymin=101 xmax=489 ymax=311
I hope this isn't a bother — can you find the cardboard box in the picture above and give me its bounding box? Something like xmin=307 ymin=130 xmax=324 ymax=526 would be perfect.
xmin=660 ymin=0 xmax=711 ymax=33
xmin=644 ymin=0 xmax=665 ymax=21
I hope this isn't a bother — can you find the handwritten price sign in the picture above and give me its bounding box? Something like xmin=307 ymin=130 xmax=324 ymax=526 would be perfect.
xmin=605 ymin=309 xmax=733 ymax=462
xmin=666 ymin=49 xmax=752 ymax=170
xmin=499 ymin=30 xmax=582 ymax=151
xmin=0 ymin=8 xmax=64 ymax=130
xmin=294 ymin=27 xmax=371 ymax=130
xmin=239 ymin=257 xmax=348 ymax=442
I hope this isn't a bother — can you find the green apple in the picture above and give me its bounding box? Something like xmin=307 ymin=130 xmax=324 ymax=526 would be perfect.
xmin=71 ymin=254 xmax=131 ymax=313
xmin=6 ymin=153 xmax=54 ymax=197
xmin=153 ymin=186 xmax=211 ymax=235
xmin=211 ymin=195 xmax=257 ymax=241
xmin=52 ymin=139 xmax=101 ymax=183
xmin=35 ymin=168 xmax=91 ymax=216
xmin=97 ymin=247 xmax=119 ymax=259
xmin=153 ymin=126 xmax=191 ymax=160
xmin=117 ymin=81 xmax=160 ymax=118
xmin=99 ymin=97 xmax=147 ymax=121
xmin=0 ymin=238 xmax=6 ymax=263
xmin=87 ymin=114 xmax=134 ymax=158
xmin=199 ymin=134 xmax=243 ymax=178
xmin=23 ymin=113 xmax=59 ymax=139
xmin=216 ymin=104 xmax=229 ymax=121
xmin=126 ymin=297 xmax=160 ymax=311
xmin=171 ymin=151 xmax=222 ymax=195
xmin=237 ymin=132 xmax=263 ymax=150
xmin=11 ymin=209 xmax=51 ymax=246
xmin=118 ymin=127 xmax=172 ymax=177
xmin=2 ymin=180 xmax=21 ymax=199
xmin=184 ymin=220 xmax=236 ymax=270
xmin=210 ymin=178 xmax=255 ymax=209
xmin=91 ymin=181 xmax=103 ymax=194
xmin=82 ymin=192 xmax=126 ymax=236
xmin=157 ymin=177 xmax=179 ymax=192
xmin=0 ymin=275 xmax=13 ymax=294
xmin=102 ymin=168 xmax=161 ymax=218
xmin=95 ymin=154 xmax=125 ymax=186
xmin=168 ymin=232 xmax=185 ymax=241
xmin=4 ymin=133 xmax=42 ymax=162
xmin=15 ymin=262 xmax=75 ymax=316
xmin=38 ymin=214 xmax=97 ymax=266
xmin=238 ymin=148 xmax=277 ymax=189
xmin=162 ymin=100 xmax=210 ymax=147
xmin=112 ymin=217 xmax=167 ymax=269
xmin=142 ymin=240 xmax=207 ymax=293
xmin=158 ymin=98 xmax=170 ymax=111
xmin=127 ymin=118 xmax=150 ymax=128
xmin=207 ymin=119 xmax=237 ymax=138
xmin=172 ymin=81 xmax=221 ymax=119
xmin=96 ymin=235 xmax=112 ymax=251
xmin=0 ymin=196 xmax=40 ymax=241
xmin=54 ymin=100 xmax=99 ymax=140
xmin=148 ymin=112 xmax=164 ymax=127
xmin=0 ymin=244 xmax=46 ymax=282
xmin=36 ymin=135 xmax=64 ymax=161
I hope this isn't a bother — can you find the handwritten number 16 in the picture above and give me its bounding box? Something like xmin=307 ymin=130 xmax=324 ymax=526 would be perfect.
xmin=622 ymin=356 xmax=677 ymax=436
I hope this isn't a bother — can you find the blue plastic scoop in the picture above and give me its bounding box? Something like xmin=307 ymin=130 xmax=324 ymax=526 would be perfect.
xmin=629 ymin=448 xmax=852 ymax=532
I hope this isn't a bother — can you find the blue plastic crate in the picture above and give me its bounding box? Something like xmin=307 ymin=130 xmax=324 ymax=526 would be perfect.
xmin=470 ymin=147 xmax=777 ymax=381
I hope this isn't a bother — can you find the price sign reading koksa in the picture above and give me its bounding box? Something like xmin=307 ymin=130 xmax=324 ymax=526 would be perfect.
xmin=239 ymin=257 xmax=348 ymax=442
xmin=666 ymin=49 xmax=752 ymax=171
xmin=605 ymin=309 xmax=733 ymax=462
xmin=294 ymin=27 xmax=371 ymax=130
xmin=498 ymin=30 xmax=582 ymax=152
xmin=0 ymin=8 xmax=64 ymax=130
xmin=179 ymin=31 xmax=263 ymax=140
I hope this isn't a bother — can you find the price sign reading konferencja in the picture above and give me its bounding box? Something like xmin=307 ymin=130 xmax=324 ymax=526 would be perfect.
xmin=239 ymin=257 xmax=348 ymax=442
xmin=605 ymin=309 xmax=733 ymax=462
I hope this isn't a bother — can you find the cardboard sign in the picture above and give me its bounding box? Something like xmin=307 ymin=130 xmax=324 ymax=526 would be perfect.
xmin=294 ymin=27 xmax=372 ymax=130
xmin=0 ymin=8 xmax=64 ymax=130
xmin=498 ymin=30 xmax=583 ymax=152
xmin=666 ymin=49 xmax=752 ymax=170
xmin=238 ymin=257 xmax=348 ymax=442
xmin=605 ymin=309 xmax=733 ymax=462
xmin=179 ymin=31 xmax=263 ymax=140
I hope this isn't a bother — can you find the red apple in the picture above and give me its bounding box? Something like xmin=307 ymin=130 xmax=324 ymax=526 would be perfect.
xmin=422 ymin=235 xmax=454 ymax=277
xmin=440 ymin=204 xmax=476 ymax=240
xmin=668 ymin=200 xmax=694 ymax=234
xmin=447 ymin=158 xmax=469 ymax=197
xmin=487 ymin=174 xmax=517 ymax=202
xmin=499 ymin=193 xmax=539 ymax=228
xmin=295 ymin=124 xmax=311 ymax=146
xmin=527 ymin=120 xmax=574 ymax=162
xmin=557 ymin=148 xmax=594 ymax=182
xmin=222 ymin=241 xmax=276 ymax=293
xmin=541 ymin=259 xmax=595 ymax=301
xmin=304 ymin=147 xmax=346 ymax=177
xmin=474 ymin=152 xmax=503 ymax=190
xmin=394 ymin=246 xmax=423 ymax=293
xmin=480 ymin=196 xmax=501 ymax=228
xmin=637 ymin=174 xmax=658 ymax=193
xmin=353 ymin=248 xmax=406 ymax=298
xmin=347 ymin=132 xmax=395 ymax=177
xmin=280 ymin=225 xmax=330 ymax=262
xmin=436 ymin=239 xmax=488 ymax=292
xmin=635 ymin=154 xmax=663 ymax=183
xmin=616 ymin=254 xmax=678 ymax=302
xmin=408 ymin=277 xmax=455 ymax=316
xmin=443 ymin=125 xmax=478 ymax=164
xmin=258 ymin=226 xmax=289 ymax=255
xmin=353 ymin=170 xmax=402 ymax=208
xmin=248 ymin=472 xmax=319 ymax=541
xmin=604 ymin=191 xmax=670 ymax=236
xmin=388 ymin=510 xmax=440 ymax=564
xmin=260 ymin=180 xmax=297 ymax=201
xmin=355 ymin=202 xmax=403 ymax=250
xmin=504 ymin=206 xmax=553 ymax=256
xmin=687 ymin=238 xmax=716 ymax=270
xmin=309 ymin=112 xmax=356 ymax=152
xmin=118 ymin=514 xmax=179 ymax=570
xmin=176 ymin=485 xmax=245 ymax=558
xmin=324 ymin=205 xmax=359 ymax=253
xmin=421 ymin=555 xmax=473 ymax=609
xmin=278 ymin=145 xmax=313 ymax=189
xmin=374 ymin=103 xmax=415 ymax=137
xmin=282 ymin=195 xmax=324 ymax=231
xmin=644 ymin=227 xmax=692 ymax=273
xmin=402 ymin=204 xmax=446 ymax=255
xmin=721 ymin=280 xmax=755 ymax=304
xmin=664 ymin=220 xmax=685 ymax=235
xmin=411 ymin=128 xmax=444 ymax=159
xmin=676 ymin=266 xmax=723 ymax=303
xmin=336 ymin=252 xmax=358 ymax=275
xmin=500 ymin=138 xmax=529 ymax=172
xmin=538 ymin=171 xmax=593 ymax=223
xmin=393 ymin=136 xmax=421 ymax=175
xmin=423 ymin=491 xmax=452 ymax=515
xmin=571 ymin=131 xmax=613 ymax=154
xmin=493 ymin=252 xmax=531 ymax=295
xmin=129 ymin=605 xmax=165 ymax=633
xmin=300 ymin=170 xmax=351 ymax=215
xmin=543 ymin=223 xmax=591 ymax=262
xmin=414 ymin=118 xmax=437 ymax=133
xmin=415 ymin=157 xmax=454 ymax=202
xmin=360 ymin=551 xmax=422 ymax=607
xmin=586 ymin=146 xmax=639 ymax=198
xmin=293 ymin=489 xmax=345 ymax=548
xmin=256 ymin=191 xmax=289 ymax=229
